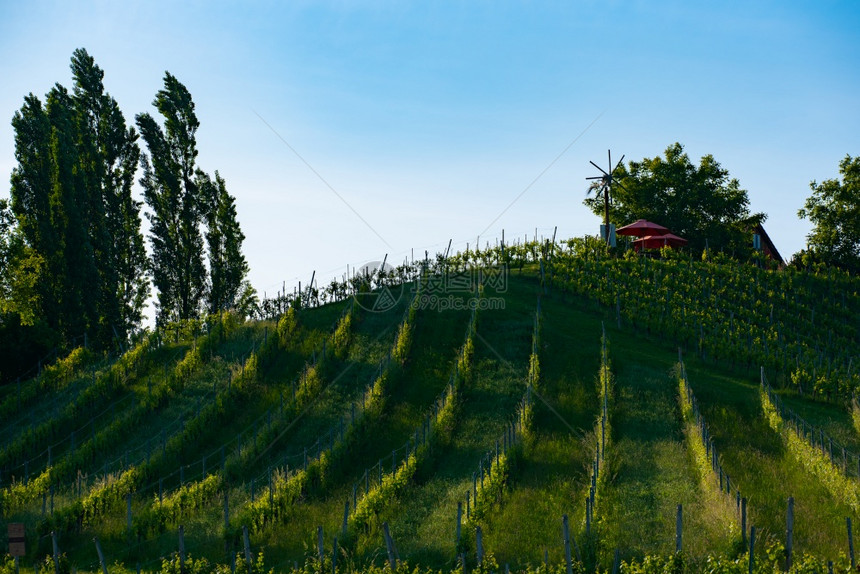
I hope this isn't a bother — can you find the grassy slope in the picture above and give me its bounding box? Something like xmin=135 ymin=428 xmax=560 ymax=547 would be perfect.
xmin=481 ymin=289 xmax=599 ymax=568
xmin=374 ymin=277 xmax=537 ymax=567
xmin=5 ymin=265 xmax=860 ymax=571
xmin=257 ymin=290 xmax=472 ymax=566
xmin=596 ymin=339 xmax=735 ymax=563
xmin=684 ymin=358 xmax=858 ymax=559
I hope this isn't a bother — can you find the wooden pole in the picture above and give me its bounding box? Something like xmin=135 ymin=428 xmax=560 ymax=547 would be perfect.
xmin=849 ymin=517 xmax=856 ymax=569
xmin=382 ymin=522 xmax=397 ymax=570
xmin=562 ymin=515 xmax=573 ymax=574
xmin=243 ymin=525 xmax=252 ymax=571
xmin=93 ymin=538 xmax=109 ymax=574
xmin=456 ymin=502 xmax=462 ymax=546
xmin=676 ymin=504 xmax=682 ymax=552
xmin=317 ymin=526 xmax=324 ymax=563
xmin=786 ymin=497 xmax=794 ymax=571
xmin=179 ymin=525 xmax=186 ymax=574
xmin=51 ymin=531 xmax=60 ymax=574
xmin=741 ymin=498 xmax=748 ymax=545
xmin=476 ymin=526 xmax=484 ymax=566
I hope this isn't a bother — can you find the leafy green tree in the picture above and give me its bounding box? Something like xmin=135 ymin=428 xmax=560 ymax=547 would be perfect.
xmin=584 ymin=142 xmax=765 ymax=254
xmin=137 ymin=72 xmax=207 ymax=325
xmin=199 ymin=170 xmax=249 ymax=314
xmin=797 ymin=154 xmax=860 ymax=273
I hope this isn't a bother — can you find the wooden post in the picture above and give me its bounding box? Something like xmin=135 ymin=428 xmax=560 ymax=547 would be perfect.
xmin=51 ymin=531 xmax=60 ymax=574
xmin=224 ymin=489 xmax=230 ymax=532
xmin=456 ymin=502 xmax=462 ymax=546
xmin=585 ymin=497 xmax=591 ymax=534
xmin=611 ymin=549 xmax=620 ymax=574
xmin=127 ymin=492 xmax=133 ymax=533
xmin=562 ymin=515 xmax=573 ymax=574
xmin=849 ymin=517 xmax=856 ymax=569
xmin=476 ymin=526 xmax=484 ymax=566
xmin=741 ymin=498 xmax=748 ymax=545
xmin=749 ymin=526 xmax=756 ymax=574
xmin=786 ymin=497 xmax=794 ymax=571
xmin=342 ymin=500 xmax=349 ymax=537
xmin=179 ymin=525 xmax=186 ymax=574
xmin=317 ymin=526 xmax=324 ymax=563
xmin=94 ymin=537 xmax=109 ymax=574
xmin=243 ymin=525 xmax=252 ymax=570
xmin=383 ymin=522 xmax=397 ymax=570
xmin=676 ymin=504 xmax=682 ymax=552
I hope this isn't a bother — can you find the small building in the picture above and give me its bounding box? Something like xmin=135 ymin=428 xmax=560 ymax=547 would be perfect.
xmin=753 ymin=223 xmax=784 ymax=266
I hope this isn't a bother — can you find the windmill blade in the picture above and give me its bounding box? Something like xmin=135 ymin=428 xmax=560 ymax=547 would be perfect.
xmin=585 ymin=175 xmax=604 ymax=180
xmin=612 ymin=155 xmax=625 ymax=175
xmin=589 ymin=160 xmax=610 ymax=176
xmin=608 ymin=149 xmax=612 ymax=175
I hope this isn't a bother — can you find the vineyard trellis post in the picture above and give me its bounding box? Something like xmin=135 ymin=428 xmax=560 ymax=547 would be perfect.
xmin=243 ymin=525 xmax=252 ymax=570
xmin=179 ymin=525 xmax=186 ymax=574
xmin=383 ymin=522 xmax=398 ymax=570
xmin=94 ymin=537 xmax=108 ymax=574
xmin=849 ymin=517 xmax=856 ymax=569
xmin=456 ymin=502 xmax=462 ymax=547
xmin=786 ymin=497 xmax=794 ymax=571
xmin=51 ymin=531 xmax=59 ymax=574
xmin=675 ymin=504 xmax=682 ymax=552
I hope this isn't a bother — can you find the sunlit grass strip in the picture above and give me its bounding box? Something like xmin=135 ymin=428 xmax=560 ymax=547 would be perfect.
xmin=347 ymin=286 xmax=479 ymax=540
xmin=120 ymin=302 xmax=359 ymax=536
xmin=467 ymin=297 xmax=539 ymax=530
xmin=0 ymin=330 xmax=163 ymax=471
xmin=234 ymin=284 xmax=424 ymax=535
xmin=760 ymin=379 xmax=860 ymax=513
xmin=34 ymin=314 xmax=253 ymax=533
xmin=676 ymin=360 xmax=741 ymax=537
xmin=586 ymin=324 xmax=613 ymax=531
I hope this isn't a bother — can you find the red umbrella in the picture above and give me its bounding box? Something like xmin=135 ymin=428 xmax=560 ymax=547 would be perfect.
xmin=617 ymin=219 xmax=670 ymax=237
xmin=632 ymin=233 xmax=688 ymax=249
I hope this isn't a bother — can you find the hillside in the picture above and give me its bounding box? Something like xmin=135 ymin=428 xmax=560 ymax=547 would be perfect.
xmin=2 ymin=246 xmax=860 ymax=573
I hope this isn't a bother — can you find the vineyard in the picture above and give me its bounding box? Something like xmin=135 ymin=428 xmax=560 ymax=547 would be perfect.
xmin=1 ymin=242 xmax=860 ymax=573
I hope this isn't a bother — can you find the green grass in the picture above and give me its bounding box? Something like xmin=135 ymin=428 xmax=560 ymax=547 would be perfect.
xmin=684 ymin=358 xmax=858 ymax=558
xmin=480 ymin=290 xmax=599 ymax=569
xmin=371 ymin=278 xmax=538 ymax=567
xmin=586 ymin=331 xmax=735 ymax=564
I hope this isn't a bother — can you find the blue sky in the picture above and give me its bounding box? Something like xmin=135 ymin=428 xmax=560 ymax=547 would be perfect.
xmin=1 ymin=1 xmax=858 ymax=309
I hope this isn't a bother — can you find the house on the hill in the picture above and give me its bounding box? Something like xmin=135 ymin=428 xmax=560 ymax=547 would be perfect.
xmin=753 ymin=223 xmax=784 ymax=266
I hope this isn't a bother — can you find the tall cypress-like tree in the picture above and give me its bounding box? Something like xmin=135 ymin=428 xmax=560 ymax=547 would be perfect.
xmin=137 ymin=72 xmax=206 ymax=325
xmin=10 ymin=94 xmax=56 ymax=327
xmin=46 ymin=84 xmax=98 ymax=341
xmin=9 ymin=49 xmax=146 ymax=351
xmin=70 ymin=49 xmax=148 ymax=345
xmin=199 ymin=170 xmax=249 ymax=314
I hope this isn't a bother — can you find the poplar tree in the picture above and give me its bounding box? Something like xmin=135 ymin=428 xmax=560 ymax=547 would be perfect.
xmin=71 ymin=48 xmax=148 ymax=345
xmin=199 ymin=170 xmax=249 ymax=314
xmin=137 ymin=72 xmax=207 ymax=325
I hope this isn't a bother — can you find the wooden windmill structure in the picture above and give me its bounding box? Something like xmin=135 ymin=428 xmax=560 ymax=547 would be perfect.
xmin=586 ymin=150 xmax=627 ymax=245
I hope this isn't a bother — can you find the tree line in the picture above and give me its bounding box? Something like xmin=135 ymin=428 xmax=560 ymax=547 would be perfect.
xmin=582 ymin=142 xmax=860 ymax=273
xmin=0 ymin=48 xmax=253 ymax=382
